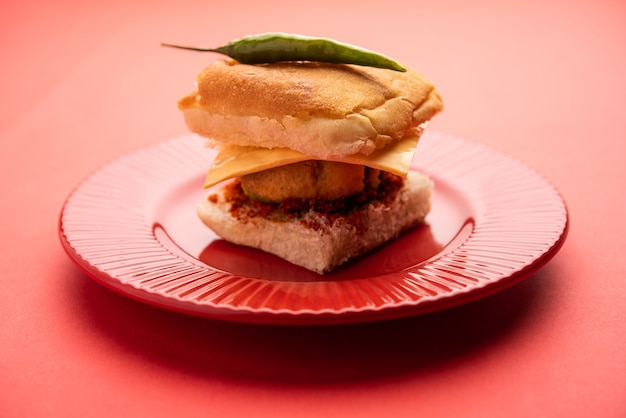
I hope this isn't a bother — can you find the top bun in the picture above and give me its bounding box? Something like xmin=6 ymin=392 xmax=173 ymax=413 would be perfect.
xmin=178 ymin=59 xmax=443 ymax=158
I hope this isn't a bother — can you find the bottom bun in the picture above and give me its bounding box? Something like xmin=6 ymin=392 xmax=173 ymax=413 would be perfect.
xmin=197 ymin=171 xmax=433 ymax=274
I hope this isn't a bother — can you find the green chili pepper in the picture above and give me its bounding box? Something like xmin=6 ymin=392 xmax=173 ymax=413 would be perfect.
xmin=161 ymin=32 xmax=406 ymax=72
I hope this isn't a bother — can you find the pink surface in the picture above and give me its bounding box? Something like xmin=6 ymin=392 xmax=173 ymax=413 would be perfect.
xmin=1 ymin=0 xmax=625 ymax=417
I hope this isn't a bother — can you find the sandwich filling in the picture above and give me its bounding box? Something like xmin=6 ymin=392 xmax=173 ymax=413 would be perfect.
xmin=209 ymin=163 xmax=405 ymax=233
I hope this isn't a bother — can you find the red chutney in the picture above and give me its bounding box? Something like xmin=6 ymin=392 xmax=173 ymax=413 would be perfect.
xmin=209 ymin=171 xmax=405 ymax=232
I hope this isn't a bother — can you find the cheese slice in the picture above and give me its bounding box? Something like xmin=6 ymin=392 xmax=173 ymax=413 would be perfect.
xmin=204 ymin=132 xmax=422 ymax=188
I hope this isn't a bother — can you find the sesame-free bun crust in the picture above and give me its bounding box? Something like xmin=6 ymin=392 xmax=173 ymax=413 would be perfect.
xmin=179 ymin=60 xmax=443 ymax=158
xmin=197 ymin=171 xmax=433 ymax=274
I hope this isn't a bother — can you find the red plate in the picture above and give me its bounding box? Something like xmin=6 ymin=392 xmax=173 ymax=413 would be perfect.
xmin=59 ymin=132 xmax=568 ymax=325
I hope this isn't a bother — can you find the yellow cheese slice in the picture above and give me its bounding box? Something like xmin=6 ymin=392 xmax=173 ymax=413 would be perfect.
xmin=204 ymin=133 xmax=422 ymax=188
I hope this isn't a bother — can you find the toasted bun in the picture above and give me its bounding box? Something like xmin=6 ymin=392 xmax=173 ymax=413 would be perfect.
xmin=197 ymin=171 xmax=433 ymax=274
xmin=179 ymin=60 xmax=443 ymax=159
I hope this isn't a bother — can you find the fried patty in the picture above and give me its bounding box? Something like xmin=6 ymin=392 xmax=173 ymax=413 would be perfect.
xmin=239 ymin=161 xmax=380 ymax=203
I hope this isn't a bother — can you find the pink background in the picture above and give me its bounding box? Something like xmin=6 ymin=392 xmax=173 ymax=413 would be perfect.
xmin=2 ymin=0 xmax=625 ymax=416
